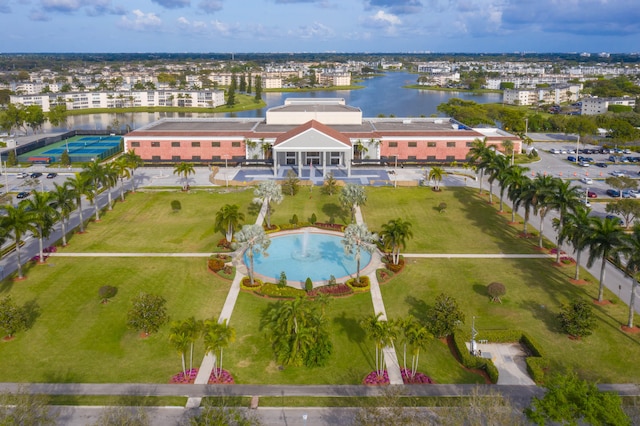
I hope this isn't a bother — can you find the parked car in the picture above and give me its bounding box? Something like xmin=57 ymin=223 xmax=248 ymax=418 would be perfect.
xmin=578 ymin=162 xmax=590 ymax=167
xmin=567 ymin=156 xmax=576 ymax=162
xmin=16 ymin=191 xmax=30 ymax=199
xmin=587 ymin=191 xmax=598 ymax=198
xmin=46 ymin=172 xmax=57 ymax=179
xmin=580 ymin=177 xmax=593 ymax=185
xmin=16 ymin=172 xmax=29 ymax=179
xmin=627 ymin=190 xmax=640 ymax=199
xmin=605 ymin=215 xmax=624 ymax=226
xmin=606 ymin=189 xmax=621 ymax=197
xmin=580 ymin=199 xmax=591 ymax=207
xmin=611 ymin=171 xmax=626 ymax=177
xmin=594 ymin=162 xmax=608 ymax=168
xmin=30 ymin=172 xmax=43 ymax=178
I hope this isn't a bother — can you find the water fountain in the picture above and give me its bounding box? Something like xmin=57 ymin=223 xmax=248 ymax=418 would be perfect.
xmin=245 ymin=228 xmax=373 ymax=282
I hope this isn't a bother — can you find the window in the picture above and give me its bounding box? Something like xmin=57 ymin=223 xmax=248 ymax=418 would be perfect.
xmin=151 ymin=142 xmax=160 ymax=147
xmin=191 ymin=141 xmax=200 ymax=147
xmin=466 ymin=142 xmax=473 ymax=147
xmin=232 ymin=141 xmax=241 ymax=148
xmin=408 ymin=142 xmax=417 ymax=148
xmin=408 ymin=155 xmax=417 ymax=160
xmin=211 ymin=141 xmax=220 ymax=147
xmin=446 ymin=155 xmax=455 ymax=161
xmin=171 ymin=142 xmax=180 ymax=147
xmin=130 ymin=142 xmax=140 ymax=147
xmin=192 ymin=155 xmax=201 ymax=161
xmin=172 ymin=155 xmax=181 ymax=161
xmin=151 ymin=155 xmax=160 ymax=161
xmin=212 ymin=155 xmax=221 ymax=161
xmin=388 ymin=142 xmax=398 ymax=148
xmin=427 ymin=155 xmax=436 ymax=161
xmin=447 ymin=142 xmax=456 ymax=148
xmin=427 ymin=142 xmax=436 ymax=147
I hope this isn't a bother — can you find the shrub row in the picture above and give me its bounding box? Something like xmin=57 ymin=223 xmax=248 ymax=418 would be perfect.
xmin=255 ymin=283 xmax=306 ymax=299
xmin=451 ymin=332 xmax=499 ymax=384
xmin=346 ymin=276 xmax=370 ymax=293
xmin=308 ymin=284 xmax=353 ymax=297
xmin=268 ymin=222 xmax=346 ymax=233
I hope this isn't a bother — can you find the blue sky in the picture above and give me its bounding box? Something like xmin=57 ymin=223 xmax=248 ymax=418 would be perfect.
xmin=2 ymin=0 xmax=639 ymax=53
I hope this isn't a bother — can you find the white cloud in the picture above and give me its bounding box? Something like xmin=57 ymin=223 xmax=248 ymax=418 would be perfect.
xmin=291 ymin=22 xmax=335 ymax=39
xmin=119 ymin=9 xmax=162 ymax=31
xmin=361 ymin=10 xmax=401 ymax=34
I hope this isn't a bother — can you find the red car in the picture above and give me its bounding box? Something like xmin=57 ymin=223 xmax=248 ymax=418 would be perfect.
xmin=587 ymin=191 xmax=597 ymax=198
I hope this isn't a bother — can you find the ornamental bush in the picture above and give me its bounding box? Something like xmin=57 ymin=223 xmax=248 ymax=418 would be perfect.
xmin=487 ymin=282 xmax=506 ymax=303
xmin=305 ymin=277 xmax=313 ymax=292
xmin=558 ymin=300 xmax=597 ymax=338
xmin=207 ymin=257 xmax=225 ymax=272
xmin=98 ymin=285 xmax=118 ymax=303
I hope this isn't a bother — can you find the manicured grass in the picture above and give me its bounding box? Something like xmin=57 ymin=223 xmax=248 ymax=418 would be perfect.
xmin=363 ymin=187 xmax=548 ymax=253
xmin=66 ymin=189 xmax=256 ymax=252
xmin=49 ymin=395 xmax=188 ymax=406
xmin=0 ymin=257 xmax=230 ymax=383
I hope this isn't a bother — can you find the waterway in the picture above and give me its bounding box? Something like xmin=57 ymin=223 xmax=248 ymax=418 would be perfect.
xmin=44 ymin=72 xmax=502 ymax=132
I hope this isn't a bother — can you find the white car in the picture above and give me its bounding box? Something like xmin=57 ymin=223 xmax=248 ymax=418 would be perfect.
xmin=628 ymin=190 xmax=640 ymax=199
xmin=580 ymin=177 xmax=593 ymax=185
xmin=611 ymin=171 xmax=626 ymax=177
xmin=16 ymin=172 xmax=28 ymax=179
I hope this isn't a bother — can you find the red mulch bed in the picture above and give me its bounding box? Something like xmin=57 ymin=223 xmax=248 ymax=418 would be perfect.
xmin=593 ymin=299 xmax=612 ymax=306
xmin=2 ymin=336 xmax=15 ymax=342
xmin=443 ymin=336 xmax=491 ymax=384
xmin=569 ymin=279 xmax=588 ymax=285
xmin=621 ymin=325 xmax=640 ymax=334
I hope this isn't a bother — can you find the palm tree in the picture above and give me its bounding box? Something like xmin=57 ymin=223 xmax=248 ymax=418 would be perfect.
xmin=253 ymin=180 xmax=283 ymax=228
xmin=203 ymin=319 xmax=236 ymax=379
xmin=616 ymin=224 xmax=640 ymax=328
xmin=530 ymin=174 xmax=558 ymax=249
xmin=65 ymin=173 xmax=93 ymax=233
xmin=233 ymin=224 xmax=271 ymax=286
xmin=102 ymin=162 xmax=119 ymax=210
xmin=587 ymin=216 xmax=626 ymax=303
xmin=81 ymin=160 xmax=106 ymax=222
xmin=25 ymin=190 xmax=58 ymax=264
xmin=214 ymin=204 xmax=245 ymax=243
xmin=548 ymin=179 xmax=582 ymax=263
xmin=339 ymin=183 xmax=367 ymax=223
xmin=380 ymin=218 xmax=413 ymax=265
xmin=426 ymin=166 xmax=445 ymax=191
xmin=50 ymin=183 xmax=76 ymax=246
xmin=501 ymin=139 xmax=515 ymax=165
xmin=322 ymin=172 xmax=338 ymax=195
xmin=485 ymin=154 xmax=509 ymax=204
xmin=511 ymin=176 xmax=535 ymax=235
xmin=121 ymin=149 xmax=143 ymax=191
xmin=113 ymin=156 xmax=131 ymax=202
xmin=183 ymin=317 xmax=203 ymax=372
xmin=466 ymin=137 xmax=491 ymax=194
xmin=553 ymin=206 xmax=593 ymax=281
xmin=360 ymin=313 xmax=395 ymax=378
xmin=403 ymin=316 xmax=432 ymax=379
xmin=2 ymin=202 xmax=37 ymax=279
xmin=504 ymin=166 xmax=530 ymax=221
xmin=173 ymin=162 xmax=195 ymax=190
xmin=169 ymin=321 xmax=190 ymax=376
xmin=342 ymin=223 xmax=378 ymax=281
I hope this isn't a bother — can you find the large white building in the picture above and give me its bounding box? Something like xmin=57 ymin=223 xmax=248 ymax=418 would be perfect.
xmin=10 ymin=89 xmax=225 ymax=112
xmin=503 ymin=84 xmax=581 ymax=106
xmin=581 ymin=97 xmax=637 ymax=115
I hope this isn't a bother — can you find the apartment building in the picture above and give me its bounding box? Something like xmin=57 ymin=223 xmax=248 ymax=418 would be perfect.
xmin=581 ymin=97 xmax=637 ymax=115
xmin=503 ymin=83 xmax=581 ymax=106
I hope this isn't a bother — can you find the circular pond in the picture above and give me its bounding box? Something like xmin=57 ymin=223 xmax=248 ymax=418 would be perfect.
xmin=245 ymin=230 xmax=373 ymax=282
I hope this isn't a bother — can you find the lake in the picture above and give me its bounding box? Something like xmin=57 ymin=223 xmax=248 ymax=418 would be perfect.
xmin=46 ymin=72 xmax=502 ymax=132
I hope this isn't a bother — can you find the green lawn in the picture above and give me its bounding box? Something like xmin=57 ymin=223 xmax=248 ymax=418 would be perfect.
xmin=1 ymin=185 xmax=639 ymax=385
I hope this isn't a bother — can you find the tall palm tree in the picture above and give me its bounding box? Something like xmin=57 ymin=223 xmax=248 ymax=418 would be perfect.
xmin=81 ymin=160 xmax=106 ymax=222
xmin=426 ymin=166 xmax=445 ymax=191
xmin=504 ymin=166 xmax=530 ymax=222
xmin=102 ymin=162 xmax=119 ymax=210
xmin=121 ymin=149 xmax=143 ymax=191
xmin=214 ymin=204 xmax=245 ymax=243
xmin=169 ymin=321 xmax=190 ymax=376
xmin=616 ymin=224 xmax=640 ymax=328
xmin=2 ymin=202 xmax=37 ymax=279
xmin=203 ymin=319 xmax=236 ymax=378
xmin=530 ymin=174 xmax=558 ymax=249
xmin=587 ymin=216 xmax=626 ymax=303
xmin=380 ymin=218 xmax=413 ymax=265
xmin=183 ymin=317 xmax=203 ymax=372
xmin=548 ymin=179 xmax=582 ymax=263
xmin=403 ymin=316 xmax=432 ymax=379
xmin=233 ymin=224 xmax=271 ymax=286
xmin=485 ymin=154 xmax=509 ymax=205
xmin=553 ymin=206 xmax=593 ymax=281
xmin=501 ymin=139 xmax=515 ymax=165
xmin=25 ymin=190 xmax=58 ymax=264
xmin=113 ymin=156 xmax=131 ymax=202
xmin=253 ymin=180 xmax=283 ymax=228
xmin=342 ymin=223 xmax=378 ymax=282
xmin=511 ymin=176 xmax=535 ymax=235
xmin=50 ymin=182 xmax=76 ymax=246
xmin=65 ymin=173 xmax=93 ymax=233
xmin=339 ymin=183 xmax=367 ymax=223
xmin=360 ymin=313 xmax=395 ymax=377
xmin=466 ymin=137 xmax=491 ymax=194
xmin=173 ymin=162 xmax=195 ymax=190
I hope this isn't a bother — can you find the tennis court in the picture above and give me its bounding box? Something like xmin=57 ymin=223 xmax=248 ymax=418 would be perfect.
xmin=19 ymin=135 xmax=122 ymax=164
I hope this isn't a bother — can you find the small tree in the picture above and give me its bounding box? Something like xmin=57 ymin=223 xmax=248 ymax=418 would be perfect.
xmin=558 ymin=300 xmax=597 ymax=338
xmin=0 ymin=390 xmax=59 ymax=426
xmin=282 ymin=170 xmax=299 ymax=196
xmin=92 ymin=406 xmax=149 ymax=426
xmin=605 ymin=198 xmax=640 ymax=229
xmin=487 ymin=282 xmax=506 ymax=303
xmin=437 ymin=202 xmax=447 ymax=213
xmin=322 ymin=172 xmax=338 ymax=195
xmin=7 ymin=150 xmax=17 ymax=166
xmin=60 ymin=149 xmax=70 ymax=166
xmin=127 ymin=293 xmax=168 ymax=336
xmin=305 ymin=277 xmax=313 ymax=292
xmin=0 ymin=296 xmax=28 ymax=339
xmin=278 ymin=271 xmax=287 ymax=288
xmin=98 ymin=285 xmax=118 ymax=304
xmin=427 ymin=293 xmax=465 ymax=338
xmin=310 ymin=212 xmax=317 ymax=223
xmin=171 ymin=200 xmax=182 ymax=212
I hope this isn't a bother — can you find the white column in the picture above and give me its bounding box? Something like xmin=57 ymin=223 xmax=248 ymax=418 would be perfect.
xmin=322 ymin=152 xmax=327 ymax=178
xmin=297 ymin=151 xmax=302 ymax=177
xmin=273 ymin=150 xmax=278 ymax=177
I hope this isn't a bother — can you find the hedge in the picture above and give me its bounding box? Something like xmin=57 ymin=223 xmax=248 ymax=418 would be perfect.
xmin=346 ymin=276 xmax=370 ymax=293
xmin=453 ymin=329 xmax=547 ymax=384
xmin=255 ymin=283 xmax=307 ymax=299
